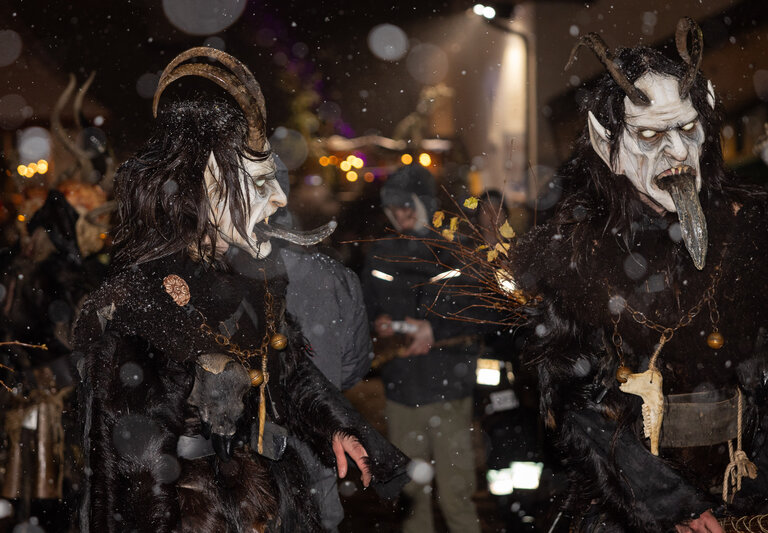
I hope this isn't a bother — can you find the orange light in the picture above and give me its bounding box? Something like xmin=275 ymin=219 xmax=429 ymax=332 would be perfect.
xmin=364 ymin=172 xmax=375 ymax=183
xmin=346 ymin=171 xmax=358 ymax=182
xmin=99 ymin=232 xmax=107 ymax=240
xmin=340 ymin=161 xmax=352 ymax=171
xmin=28 ymin=162 xmax=38 ymax=173
xmin=24 ymin=167 xmax=35 ymax=178
xmin=17 ymin=214 xmax=25 ymax=222
xmin=17 ymin=165 xmax=27 ymax=175
xmin=319 ymin=156 xmax=329 ymax=166
xmin=418 ymin=153 xmax=431 ymax=167
xmin=37 ymin=160 xmax=48 ymax=174
xmin=329 ymin=155 xmax=339 ymax=165
xmin=401 ymin=154 xmax=413 ymax=165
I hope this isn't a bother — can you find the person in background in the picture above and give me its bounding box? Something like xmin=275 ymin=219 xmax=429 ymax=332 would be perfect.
xmin=361 ymin=163 xmax=482 ymax=533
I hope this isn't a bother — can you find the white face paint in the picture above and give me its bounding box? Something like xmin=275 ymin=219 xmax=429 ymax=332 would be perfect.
xmin=588 ymin=73 xmax=705 ymax=213
xmin=204 ymin=151 xmax=287 ymax=258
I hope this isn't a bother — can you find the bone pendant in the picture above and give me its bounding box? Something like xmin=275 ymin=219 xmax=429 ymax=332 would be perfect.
xmin=619 ymin=369 xmax=664 ymax=456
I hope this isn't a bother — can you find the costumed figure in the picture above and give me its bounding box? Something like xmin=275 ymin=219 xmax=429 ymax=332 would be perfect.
xmin=75 ymin=48 xmax=408 ymax=533
xmin=504 ymin=18 xmax=768 ymax=532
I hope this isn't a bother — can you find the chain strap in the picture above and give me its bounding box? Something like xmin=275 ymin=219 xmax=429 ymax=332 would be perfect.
xmin=610 ymin=263 xmax=722 ymax=372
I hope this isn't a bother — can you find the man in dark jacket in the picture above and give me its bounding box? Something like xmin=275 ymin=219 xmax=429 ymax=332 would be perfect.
xmin=361 ymin=164 xmax=481 ymax=533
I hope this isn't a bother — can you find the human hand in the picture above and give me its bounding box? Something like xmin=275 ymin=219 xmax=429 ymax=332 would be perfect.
xmin=374 ymin=314 xmax=394 ymax=338
xmin=332 ymin=433 xmax=371 ymax=487
xmin=675 ymin=510 xmax=724 ymax=533
xmin=403 ymin=317 xmax=434 ymax=356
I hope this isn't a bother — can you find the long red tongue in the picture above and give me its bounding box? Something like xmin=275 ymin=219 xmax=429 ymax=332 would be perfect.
xmin=656 ymin=172 xmax=707 ymax=270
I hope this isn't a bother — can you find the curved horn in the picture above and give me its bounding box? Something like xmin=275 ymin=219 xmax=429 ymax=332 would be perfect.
xmin=73 ymin=71 xmax=96 ymax=129
xmin=52 ymin=74 xmax=93 ymax=183
xmin=153 ymin=47 xmax=268 ymax=152
xmin=566 ymin=33 xmax=650 ymax=106
xmin=675 ymin=17 xmax=703 ymax=98
xmin=152 ymin=62 xmax=267 ymax=151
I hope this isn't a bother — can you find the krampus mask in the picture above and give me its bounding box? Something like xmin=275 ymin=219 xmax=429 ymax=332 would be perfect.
xmin=151 ymin=47 xmax=335 ymax=261
xmin=571 ymin=18 xmax=715 ymax=269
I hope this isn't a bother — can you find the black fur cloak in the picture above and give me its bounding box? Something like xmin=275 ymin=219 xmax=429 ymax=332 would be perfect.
xmin=512 ymin=180 xmax=768 ymax=531
xmin=75 ymin=251 xmax=408 ymax=532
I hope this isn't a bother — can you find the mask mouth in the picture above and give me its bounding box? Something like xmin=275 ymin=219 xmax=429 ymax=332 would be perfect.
xmin=653 ymin=164 xmax=707 ymax=270
xmin=252 ymin=219 xmax=337 ymax=246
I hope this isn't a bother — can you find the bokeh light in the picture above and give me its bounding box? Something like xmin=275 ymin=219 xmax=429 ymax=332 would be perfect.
xmin=0 ymin=94 xmax=31 ymax=130
xmin=418 ymin=153 xmax=431 ymax=167
xmin=269 ymin=127 xmax=308 ymax=170
xmin=162 ymin=0 xmax=246 ymax=36
xmin=18 ymin=127 xmax=51 ymax=162
xmin=340 ymin=160 xmax=352 ymax=171
xmin=364 ymin=172 xmax=375 ymax=183
xmin=136 ymin=72 xmax=160 ymax=99
xmin=401 ymin=153 xmax=413 ymax=165
xmin=406 ymin=43 xmax=449 ymax=85
xmin=346 ymin=171 xmax=358 ymax=182
xmin=0 ymin=30 xmax=22 ymax=67
xmin=367 ymin=24 xmax=408 ymax=62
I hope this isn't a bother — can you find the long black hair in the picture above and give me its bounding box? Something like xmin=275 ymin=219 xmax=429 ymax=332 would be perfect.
xmin=112 ymin=97 xmax=270 ymax=269
xmin=553 ymin=45 xmax=733 ymax=263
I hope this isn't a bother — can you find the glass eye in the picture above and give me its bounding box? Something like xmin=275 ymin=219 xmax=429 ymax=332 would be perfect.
xmin=680 ymin=121 xmax=697 ymax=132
xmin=639 ymin=129 xmax=660 ymax=139
xmin=254 ymin=178 xmax=266 ymax=188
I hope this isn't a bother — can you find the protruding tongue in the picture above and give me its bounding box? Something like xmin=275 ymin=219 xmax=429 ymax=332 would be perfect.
xmin=254 ymin=220 xmax=337 ymax=246
xmin=655 ymin=167 xmax=707 ymax=270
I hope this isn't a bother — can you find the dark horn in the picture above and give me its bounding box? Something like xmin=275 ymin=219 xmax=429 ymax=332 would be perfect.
xmin=153 ymin=47 xmax=268 ymax=152
xmin=676 ymin=17 xmax=703 ymax=98
xmin=52 ymin=74 xmax=93 ymax=184
xmin=566 ymin=33 xmax=650 ymax=106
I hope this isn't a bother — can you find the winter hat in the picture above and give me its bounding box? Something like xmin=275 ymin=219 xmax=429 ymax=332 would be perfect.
xmin=380 ymin=163 xmax=437 ymax=215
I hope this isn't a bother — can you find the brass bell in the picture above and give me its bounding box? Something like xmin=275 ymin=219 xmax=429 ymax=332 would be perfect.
xmin=706 ymin=331 xmax=724 ymax=350
xmin=249 ymin=369 xmax=264 ymax=387
xmin=270 ymin=333 xmax=288 ymax=351
xmin=615 ymin=365 xmax=632 ymax=384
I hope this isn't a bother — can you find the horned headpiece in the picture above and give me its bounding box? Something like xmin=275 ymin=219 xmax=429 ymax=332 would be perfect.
xmin=566 ymin=16 xmax=704 ymax=105
xmin=153 ymin=47 xmax=269 ymax=153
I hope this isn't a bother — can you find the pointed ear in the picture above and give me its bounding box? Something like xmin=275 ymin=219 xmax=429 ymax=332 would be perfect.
xmin=587 ymin=111 xmax=612 ymax=169
xmin=706 ymin=80 xmax=715 ymax=110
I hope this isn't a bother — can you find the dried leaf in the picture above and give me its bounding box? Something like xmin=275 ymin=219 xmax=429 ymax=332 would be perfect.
xmin=494 ymin=242 xmax=510 ymax=256
xmin=449 ymin=216 xmax=459 ymax=232
xmin=463 ymin=196 xmax=479 ymax=209
xmin=499 ymin=220 xmax=516 ymax=239
xmin=486 ymin=249 xmax=499 ymax=262
xmin=432 ymin=211 xmax=445 ymax=228
xmin=441 ymin=229 xmax=455 ymax=241
xmin=475 ymin=244 xmax=488 ymax=251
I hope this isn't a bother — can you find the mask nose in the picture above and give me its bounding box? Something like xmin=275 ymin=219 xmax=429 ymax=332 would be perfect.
xmin=664 ymin=130 xmax=689 ymax=162
xmin=270 ymin=182 xmax=287 ymax=209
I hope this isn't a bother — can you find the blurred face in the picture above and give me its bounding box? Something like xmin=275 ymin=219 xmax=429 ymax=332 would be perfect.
xmin=390 ymin=206 xmax=418 ymax=232
xmin=204 ymin=152 xmax=287 ymax=259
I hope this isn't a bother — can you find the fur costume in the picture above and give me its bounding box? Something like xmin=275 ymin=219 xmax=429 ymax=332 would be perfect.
xmin=509 ymin=22 xmax=768 ymax=532
xmin=75 ymin=47 xmax=408 ymax=533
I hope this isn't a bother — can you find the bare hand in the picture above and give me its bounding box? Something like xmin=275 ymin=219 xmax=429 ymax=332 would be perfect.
xmin=675 ymin=511 xmax=724 ymax=533
xmin=374 ymin=314 xmax=394 ymax=338
xmin=403 ymin=317 xmax=434 ymax=356
xmin=332 ymin=433 xmax=372 ymax=487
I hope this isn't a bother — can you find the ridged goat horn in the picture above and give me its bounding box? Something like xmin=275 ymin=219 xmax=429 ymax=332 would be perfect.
xmin=675 ymin=17 xmax=703 ymax=99
xmin=566 ymin=32 xmax=650 ymax=106
xmin=153 ymin=47 xmax=267 ymax=152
